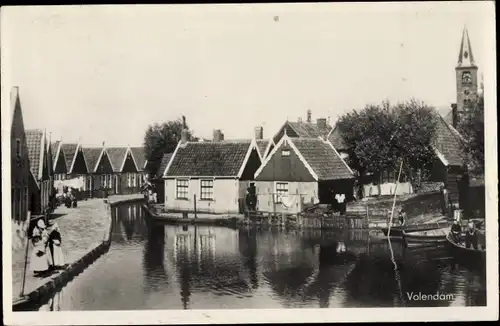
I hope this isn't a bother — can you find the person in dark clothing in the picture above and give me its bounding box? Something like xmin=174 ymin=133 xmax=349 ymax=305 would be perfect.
xmin=245 ymin=187 xmax=257 ymax=212
xmin=398 ymin=208 xmax=407 ymax=227
xmin=464 ymin=221 xmax=479 ymax=249
xmin=47 ymin=221 xmax=66 ymax=269
xmin=450 ymin=219 xmax=462 ymax=243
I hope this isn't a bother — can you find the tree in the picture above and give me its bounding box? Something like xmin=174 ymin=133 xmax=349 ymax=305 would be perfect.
xmin=143 ymin=117 xmax=197 ymax=177
xmin=457 ymin=95 xmax=484 ymax=175
xmin=337 ymin=99 xmax=439 ymax=189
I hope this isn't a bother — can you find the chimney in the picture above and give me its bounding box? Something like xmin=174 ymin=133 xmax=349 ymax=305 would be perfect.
xmin=181 ymin=129 xmax=189 ymax=144
xmin=254 ymin=126 xmax=263 ymax=140
xmin=102 ymin=141 xmax=105 ymax=147
xmin=316 ymin=118 xmax=327 ymax=130
xmin=213 ymin=129 xmax=223 ymax=142
xmin=451 ymin=103 xmax=458 ymax=128
xmin=306 ymin=109 xmax=312 ymax=122
xmin=297 ymin=117 xmax=303 ymax=123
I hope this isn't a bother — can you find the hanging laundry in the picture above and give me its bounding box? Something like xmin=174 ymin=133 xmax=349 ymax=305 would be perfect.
xmin=281 ymin=195 xmax=296 ymax=209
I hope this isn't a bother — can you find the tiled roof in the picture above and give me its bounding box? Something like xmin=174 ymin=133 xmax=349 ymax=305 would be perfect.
xmin=433 ymin=113 xmax=465 ymax=166
xmin=130 ymin=147 xmax=146 ymax=171
xmin=26 ymin=129 xmax=44 ymax=179
xmin=105 ymin=147 xmax=128 ymax=172
xmin=292 ymin=138 xmax=354 ymax=180
xmin=443 ymin=110 xmax=453 ymax=125
xmin=82 ymin=147 xmax=103 ymax=172
xmin=155 ymin=153 xmax=173 ymax=179
xmin=61 ymin=143 xmax=78 ymax=171
xmin=288 ymin=121 xmax=331 ymax=138
xmin=256 ymin=139 xmax=271 ymax=158
xmin=51 ymin=141 xmax=60 ymax=165
xmin=166 ymin=140 xmax=253 ymax=177
xmin=327 ymin=124 xmax=348 ymax=151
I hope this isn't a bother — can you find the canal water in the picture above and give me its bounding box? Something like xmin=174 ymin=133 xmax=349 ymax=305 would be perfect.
xmin=39 ymin=202 xmax=486 ymax=311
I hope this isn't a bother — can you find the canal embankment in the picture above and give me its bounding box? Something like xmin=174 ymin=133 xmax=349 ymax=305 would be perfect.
xmin=12 ymin=194 xmax=144 ymax=311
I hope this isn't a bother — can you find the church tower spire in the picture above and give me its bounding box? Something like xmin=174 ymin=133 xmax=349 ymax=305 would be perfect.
xmin=457 ymin=26 xmax=476 ymax=68
xmin=453 ymin=25 xmax=479 ymax=128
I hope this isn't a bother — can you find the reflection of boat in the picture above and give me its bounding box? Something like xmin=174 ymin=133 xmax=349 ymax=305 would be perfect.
xmin=446 ymin=232 xmax=486 ymax=263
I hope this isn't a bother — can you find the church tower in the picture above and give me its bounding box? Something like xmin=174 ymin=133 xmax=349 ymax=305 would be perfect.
xmin=453 ymin=26 xmax=479 ymax=128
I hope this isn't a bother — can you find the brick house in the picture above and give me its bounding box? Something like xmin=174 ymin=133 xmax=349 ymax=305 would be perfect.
xmin=162 ymin=130 xmax=262 ymax=214
xmin=10 ymin=86 xmax=31 ymax=223
xmin=26 ymin=129 xmax=53 ymax=216
xmin=106 ymin=147 xmax=141 ymax=195
xmin=254 ymin=135 xmax=355 ymax=214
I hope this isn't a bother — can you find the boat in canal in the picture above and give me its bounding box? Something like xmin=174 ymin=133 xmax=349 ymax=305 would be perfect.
xmin=380 ymin=221 xmax=451 ymax=237
xmin=445 ymin=232 xmax=486 ymax=266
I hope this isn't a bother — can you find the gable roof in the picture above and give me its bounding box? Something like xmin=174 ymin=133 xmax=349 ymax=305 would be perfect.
xmin=61 ymin=143 xmax=78 ymax=172
xmin=326 ymin=123 xmax=348 ymax=151
xmin=130 ymin=147 xmax=146 ymax=172
xmin=273 ymin=121 xmax=331 ymax=144
xmin=155 ymin=153 xmax=173 ymax=179
xmin=254 ymin=135 xmax=354 ymax=181
xmin=164 ymin=139 xmax=259 ymax=178
xmin=432 ymin=113 xmax=466 ymax=167
xmin=105 ymin=147 xmax=129 ymax=172
xmin=256 ymin=139 xmax=271 ymax=160
xmin=82 ymin=147 xmax=105 ymax=173
xmin=51 ymin=141 xmax=61 ymax=166
xmin=25 ymin=129 xmax=46 ymax=180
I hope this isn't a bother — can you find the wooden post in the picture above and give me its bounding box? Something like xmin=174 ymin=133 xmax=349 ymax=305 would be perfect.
xmin=20 ymin=211 xmax=31 ymax=297
xmin=193 ymin=194 xmax=197 ymax=219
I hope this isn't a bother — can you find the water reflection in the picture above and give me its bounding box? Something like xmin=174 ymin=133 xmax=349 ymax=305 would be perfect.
xmin=38 ymin=202 xmax=487 ymax=310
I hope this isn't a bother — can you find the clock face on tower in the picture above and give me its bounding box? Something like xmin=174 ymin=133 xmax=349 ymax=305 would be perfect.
xmin=462 ymin=71 xmax=472 ymax=84
xmin=464 ymin=89 xmax=470 ymax=96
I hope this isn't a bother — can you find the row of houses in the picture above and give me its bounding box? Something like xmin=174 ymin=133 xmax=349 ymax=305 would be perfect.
xmin=151 ymin=108 xmax=466 ymax=215
xmin=10 ymin=86 xmax=148 ymax=223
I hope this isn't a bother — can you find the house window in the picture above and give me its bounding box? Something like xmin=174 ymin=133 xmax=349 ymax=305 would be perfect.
xmin=200 ymin=179 xmax=214 ymax=200
xmin=282 ymin=149 xmax=291 ymax=157
xmin=16 ymin=139 xmax=21 ymax=157
xmin=132 ymin=174 xmax=137 ymax=187
xmin=275 ymin=182 xmax=289 ymax=204
xmin=176 ymin=179 xmax=189 ymax=199
xmin=107 ymin=175 xmax=112 ymax=188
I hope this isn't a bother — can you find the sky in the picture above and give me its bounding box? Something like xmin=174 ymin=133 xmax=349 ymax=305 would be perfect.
xmin=1 ymin=2 xmax=495 ymax=147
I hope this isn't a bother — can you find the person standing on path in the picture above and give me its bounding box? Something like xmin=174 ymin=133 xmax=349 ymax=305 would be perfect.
xmin=48 ymin=221 xmax=66 ymax=269
xmin=30 ymin=219 xmax=51 ymax=277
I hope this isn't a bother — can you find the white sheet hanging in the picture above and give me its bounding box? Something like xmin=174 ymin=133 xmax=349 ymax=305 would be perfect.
xmin=281 ymin=195 xmax=296 ymax=209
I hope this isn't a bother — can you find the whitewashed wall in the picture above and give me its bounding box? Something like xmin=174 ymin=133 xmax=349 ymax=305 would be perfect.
xmin=254 ymin=181 xmax=319 ymax=214
xmin=165 ymin=178 xmax=240 ymax=214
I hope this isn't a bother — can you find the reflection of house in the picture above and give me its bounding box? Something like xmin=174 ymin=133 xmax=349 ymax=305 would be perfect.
xmin=163 ymin=129 xmax=262 ymax=214
xmin=26 ymin=129 xmax=53 ymax=215
xmin=10 ymin=86 xmax=31 ymax=223
xmin=254 ymin=135 xmax=355 ymax=213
